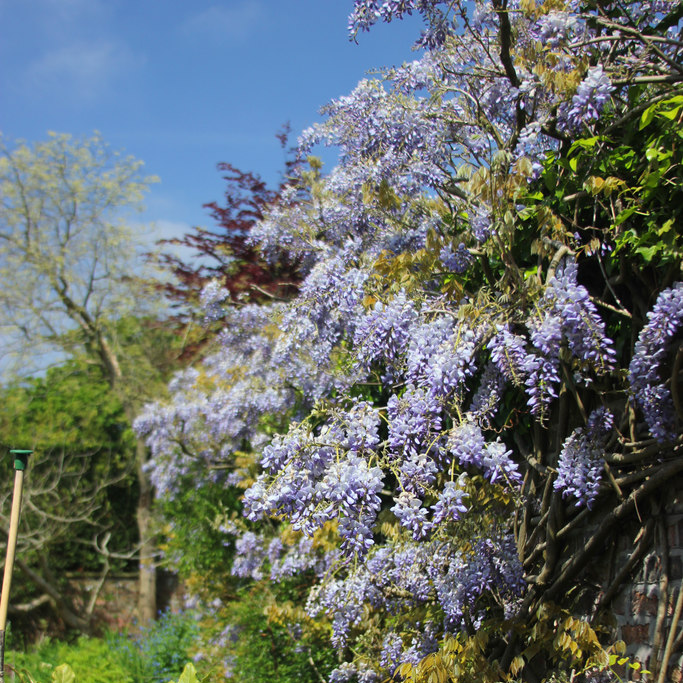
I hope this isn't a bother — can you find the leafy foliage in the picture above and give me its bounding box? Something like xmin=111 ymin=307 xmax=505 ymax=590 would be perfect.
xmin=0 ymin=131 xmax=186 ymax=625
xmin=7 ymin=611 xmax=198 ymax=683
xmin=8 ymin=635 xmax=135 ymax=683
xmin=0 ymin=359 xmax=138 ymax=634
xmin=196 ymin=584 xmax=337 ymax=683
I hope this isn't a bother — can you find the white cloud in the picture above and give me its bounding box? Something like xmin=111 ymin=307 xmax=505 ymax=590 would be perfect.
xmin=152 ymin=219 xmax=195 ymax=242
xmin=25 ymin=41 xmax=141 ymax=102
xmin=183 ymin=1 xmax=265 ymax=43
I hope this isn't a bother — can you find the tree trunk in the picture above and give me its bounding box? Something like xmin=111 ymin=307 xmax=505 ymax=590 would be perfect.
xmin=135 ymin=437 xmax=157 ymax=624
xmin=94 ymin=331 xmax=157 ymax=625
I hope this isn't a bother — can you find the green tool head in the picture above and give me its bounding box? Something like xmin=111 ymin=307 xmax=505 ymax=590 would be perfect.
xmin=9 ymin=450 xmax=32 ymax=471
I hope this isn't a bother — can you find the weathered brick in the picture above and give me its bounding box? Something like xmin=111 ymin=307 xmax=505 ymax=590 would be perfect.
xmin=621 ymin=623 xmax=650 ymax=644
xmin=632 ymin=591 xmax=659 ymax=616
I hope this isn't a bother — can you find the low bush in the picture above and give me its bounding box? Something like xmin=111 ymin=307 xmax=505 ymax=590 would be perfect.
xmin=6 ymin=609 xmax=198 ymax=683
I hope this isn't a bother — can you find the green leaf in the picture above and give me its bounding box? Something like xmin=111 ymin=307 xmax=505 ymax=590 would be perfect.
xmin=658 ymin=104 xmax=682 ymax=120
xmin=657 ymin=219 xmax=674 ymax=236
xmin=176 ymin=663 xmax=200 ymax=683
xmin=51 ymin=664 xmax=76 ymax=683
xmin=570 ymin=136 xmax=600 ymax=151
xmin=640 ymin=104 xmax=656 ymax=129
xmin=636 ymin=245 xmax=659 ymax=262
xmin=614 ymin=206 xmax=637 ymax=225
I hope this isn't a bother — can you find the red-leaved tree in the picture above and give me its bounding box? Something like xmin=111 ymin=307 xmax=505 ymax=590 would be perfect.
xmin=153 ymin=126 xmax=302 ymax=356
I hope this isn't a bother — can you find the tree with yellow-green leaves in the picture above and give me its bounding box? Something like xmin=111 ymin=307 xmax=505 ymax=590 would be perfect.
xmin=0 ymin=132 xmax=178 ymax=627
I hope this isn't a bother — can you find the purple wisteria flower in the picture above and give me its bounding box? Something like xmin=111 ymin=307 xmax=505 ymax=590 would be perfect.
xmin=489 ymin=259 xmax=615 ymax=417
xmin=559 ymin=65 xmax=614 ymax=132
xmin=244 ymin=411 xmax=385 ymax=557
xmin=431 ymin=535 xmax=525 ymax=629
xmin=447 ymin=421 xmax=521 ymax=486
xmin=629 ymin=282 xmax=683 ymax=442
xmin=317 ymin=454 xmax=384 ymax=556
xmin=392 ymin=491 xmax=431 ymax=539
xmin=329 ymin=662 xmax=358 ymax=683
xmin=231 ymin=531 xmax=266 ymax=580
xmin=533 ymin=10 xmax=579 ymax=48
xmin=489 ymin=325 xmax=530 ymax=387
xmin=300 ymin=77 xmax=449 ymax=191
xmin=544 ymin=259 xmax=616 ymax=371
xmin=387 ymin=384 xmax=441 ymax=458
xmin=430 ymin=475 xmax=469 ymax=526
xmin=269 ymin=536 xmax=336 ymax=582
xmin=514 ymin=121 xmax=548 ymax=179
xmin=380 ymin=632 xmax=404 ymax=671
xmin=199 ymin=279 xmax=229 ymax=323
xmin=405 ymin=315 xmax=477 ymax=400
xmin=467 ymin=362 xmax=505 ymax=426
xmin=348 ymin=0 xmax=452 ymax=48
xmin=401 ymin=621 xmax=439 ymax=663
xmin=439 ymin=242 xmax=474 ymax=273
xmin=554 ymin=408 xmax=614 ymax=508
xmin=307 ymin=571 xmax=380 ymax=649
xmin=469 ymin=204 xmax=492 ymax=243
xmin=354 ymin=290 xmax=419 ymax=381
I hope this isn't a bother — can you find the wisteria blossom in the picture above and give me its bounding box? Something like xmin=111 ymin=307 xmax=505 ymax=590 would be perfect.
xmin=629 ymin=283 xmax=683 ymax=442
xmin=554 ymin=408 xmax=615 ymax=508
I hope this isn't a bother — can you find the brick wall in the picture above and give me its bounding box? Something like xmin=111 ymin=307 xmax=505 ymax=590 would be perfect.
xmin=69 ymin=569 xmax=183 ymax=632
xmin=606 ymin=492 xmax=683 ymax=681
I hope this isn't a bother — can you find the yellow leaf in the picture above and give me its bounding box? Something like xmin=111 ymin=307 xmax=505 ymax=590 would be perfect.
xmin=509 ymin=655 xmax=525 ymax=676
xmin=584 ymin=176 xmax=605 ymax=195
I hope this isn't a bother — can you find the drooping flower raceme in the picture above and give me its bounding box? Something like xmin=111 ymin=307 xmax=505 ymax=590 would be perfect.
xmin=447 ymin=421 xmax=521 ymax=486
xmin=488 ymin=258 xmax=615 ymax=418
xmin=245 ymin=402 xmax=385 ymax=557
xmin=544 ymin=259 xmax=616 ymax=372
xmin=559 ymin=65 xmax=614 ymax=133
xmin=354 ymin=290 xmax=419 ymax=381
xmin=348 ymin=0 xmax=453 ymax=48
xmin=405 ymin=314 xmax=478 ymax=401
xmin=629 ymin=282 xmax=683 ymax=442
xmin=554 ymin=408 xmax=615 ymax=508
xmin=430 ymin=475 xmax=469 ymax=526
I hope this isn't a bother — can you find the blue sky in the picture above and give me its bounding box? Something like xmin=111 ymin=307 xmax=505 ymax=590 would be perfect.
xmin=0 ymin=0 xmax=424 ymax=244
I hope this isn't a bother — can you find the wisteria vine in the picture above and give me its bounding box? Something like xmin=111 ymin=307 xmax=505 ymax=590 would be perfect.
xmin=137 ymin=0 xmax=683 ymax=680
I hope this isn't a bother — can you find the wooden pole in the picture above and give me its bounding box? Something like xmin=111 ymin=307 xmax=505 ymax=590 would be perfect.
xmin=0 ymin=450 xmax=31 ymax=683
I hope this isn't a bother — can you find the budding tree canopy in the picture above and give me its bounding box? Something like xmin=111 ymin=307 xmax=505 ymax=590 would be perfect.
xmin=0 ymin=131 xmax=158 ymax=379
